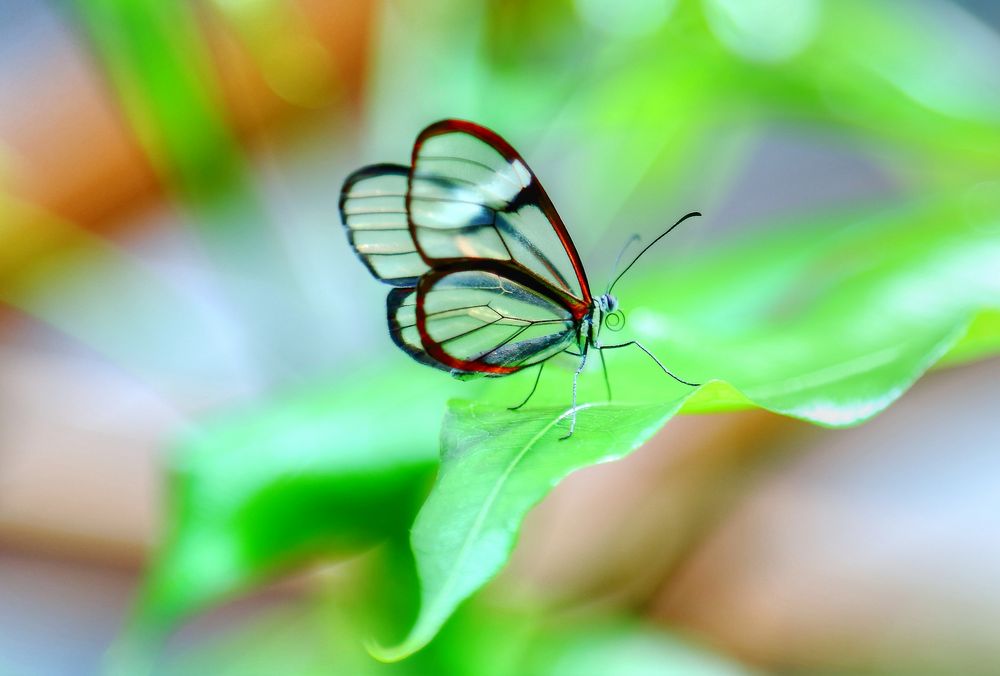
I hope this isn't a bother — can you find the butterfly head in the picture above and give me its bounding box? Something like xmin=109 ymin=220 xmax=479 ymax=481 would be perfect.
xmin=597 ymin=293 xmax=625 ymax=333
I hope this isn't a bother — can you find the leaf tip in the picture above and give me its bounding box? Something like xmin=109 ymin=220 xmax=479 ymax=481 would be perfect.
xmin=364 ymin=634 xmax=424 ymax=664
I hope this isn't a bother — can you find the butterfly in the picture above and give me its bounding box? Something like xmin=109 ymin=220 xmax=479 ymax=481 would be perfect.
xmin=339 ymin=119 xmax=700 ymax=437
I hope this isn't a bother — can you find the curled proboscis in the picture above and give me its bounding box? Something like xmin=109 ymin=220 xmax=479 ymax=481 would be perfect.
xmin=605 ymin=309 xmax=625 ymax=331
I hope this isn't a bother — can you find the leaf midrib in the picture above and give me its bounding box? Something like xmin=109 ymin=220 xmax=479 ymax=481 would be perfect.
xmin=422 ymin=402 xmax=601 ymax=619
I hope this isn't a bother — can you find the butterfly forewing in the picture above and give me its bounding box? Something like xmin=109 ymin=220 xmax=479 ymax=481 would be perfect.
xmin=416 ymin=264 xmax=578 ymax=375
xmin=409 ymin=121 xmax=592 ymax=308
xmin=340 ymin=164 xmax=430 ymax=287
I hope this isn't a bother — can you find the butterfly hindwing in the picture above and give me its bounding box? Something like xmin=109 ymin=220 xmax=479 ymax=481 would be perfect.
xmin=386 ymin=286 xmax=463 ymax=374
xmin=415 ymin=262 xmax=578 ymax=376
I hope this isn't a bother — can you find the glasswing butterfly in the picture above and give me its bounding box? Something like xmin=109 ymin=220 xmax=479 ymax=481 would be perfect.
xmin=340 ymin=119 xmax=700 ymax=437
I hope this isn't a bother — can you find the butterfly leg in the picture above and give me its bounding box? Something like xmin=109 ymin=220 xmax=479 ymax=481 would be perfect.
xmin=509 ymin=363 xmax=545 ymax=411
xmin=599 ymin=347 xmax=612 ymax=401
xmin=560 ymin=349 xmax=588 ymax=441
xmin=599 ymin=341 xmax=700 ymax=387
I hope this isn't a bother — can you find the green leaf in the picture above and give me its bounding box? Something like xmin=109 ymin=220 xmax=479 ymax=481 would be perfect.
xmin=941 ymin=308 xmax=1000 ymax=367
xmin=127 ymin=365 xmax=468 ymax=644
xmin=370 ymin=398 xmax=694 ymax=661
xmin=385 ymin=193 xmax=1000 ymax=658
xmin=615 ymin=195 xmax=999 ymax=424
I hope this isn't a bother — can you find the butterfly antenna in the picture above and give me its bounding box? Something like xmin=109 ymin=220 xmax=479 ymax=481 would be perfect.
xmin=605 ymin=234 xmax=641 ymax=294
xmin=607 ymin=211 xmax=701 ymax=294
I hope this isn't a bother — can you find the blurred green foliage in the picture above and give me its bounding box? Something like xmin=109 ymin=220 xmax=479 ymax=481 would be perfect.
xmin=128 ymin=374 xmax=450 ymax=639
xmin=68 ymin=0 xmax=1000 ymax=671
xmin=155 ymin=593 xmax=750 ymax=676
xmin=76 ymin=0 xmax=320 ymax=377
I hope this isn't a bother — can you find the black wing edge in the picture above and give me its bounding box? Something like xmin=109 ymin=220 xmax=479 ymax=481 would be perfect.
xmin=386 ymin=287 xmax=478 ymax=379
xmin=340 ymin=163 xmax=425 ymax=288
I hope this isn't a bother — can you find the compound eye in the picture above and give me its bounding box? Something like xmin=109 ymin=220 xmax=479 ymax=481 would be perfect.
xmin=605 ymin=309 xmax=625 ymax=331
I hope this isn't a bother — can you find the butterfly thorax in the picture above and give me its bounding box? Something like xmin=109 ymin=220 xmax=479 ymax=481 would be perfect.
xmin=581 ymin=293 xmax=619 ymax=349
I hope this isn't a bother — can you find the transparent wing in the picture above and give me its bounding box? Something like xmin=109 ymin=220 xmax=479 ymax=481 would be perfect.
xmin=408 ymin=120 xmax=592 ymax=308
xmin=416 ymin=263 xmax=578 ymax=376
xmin=340 ymin=164 xmax=430 ymax=287
xmin=386 ymin=286 xmax=471 ymax=375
